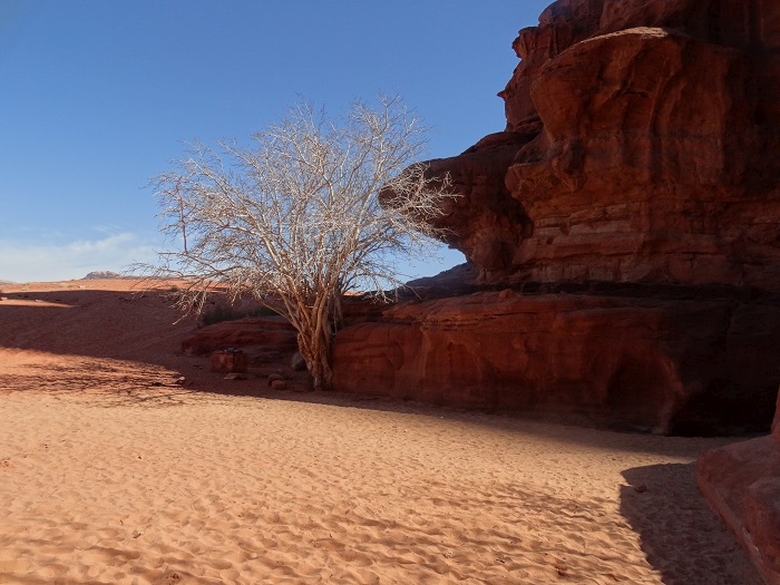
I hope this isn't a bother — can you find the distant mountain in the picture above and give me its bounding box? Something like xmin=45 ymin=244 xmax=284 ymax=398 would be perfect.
xmin=82 ymin=271 xmax=126 ymax=280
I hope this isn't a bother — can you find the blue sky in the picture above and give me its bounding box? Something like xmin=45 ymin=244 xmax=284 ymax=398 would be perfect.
xmin=0 ymin=0 xmax=550 ymax=282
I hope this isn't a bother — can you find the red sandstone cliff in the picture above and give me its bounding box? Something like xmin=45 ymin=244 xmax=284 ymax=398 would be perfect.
xmin=332 ymin=0 xmax=780 ymax=436
xmin=422 ymin=0 xmax=780 ymax=288
xmin=333 ymin=288 xmax=780 ymax=434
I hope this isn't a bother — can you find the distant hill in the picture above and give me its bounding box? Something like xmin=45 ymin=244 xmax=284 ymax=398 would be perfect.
xmin=82 ymin=271 xmax=127 ymax=280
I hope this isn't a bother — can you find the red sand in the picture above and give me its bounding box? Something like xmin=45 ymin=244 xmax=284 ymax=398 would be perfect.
xmin=0 ymin=280 xmax=762 ymax=584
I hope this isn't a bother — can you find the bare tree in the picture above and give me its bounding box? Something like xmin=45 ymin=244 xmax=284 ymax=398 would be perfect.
xmin=149 ymin=95 xmax=455 ymax=390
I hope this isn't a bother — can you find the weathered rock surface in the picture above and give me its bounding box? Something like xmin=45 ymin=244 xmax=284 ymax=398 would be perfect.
xmin=333 ymin=289 xmax=780 ymax=434
xmin=181 ymin=318 xmax=297 ymax=365
xmin=345 ymin=0 xmax=780 ymax=434
xmin=697 ymin=390 xmax=780 ymax=585
xmin=408 ymin=0 xmax=780 ymax=288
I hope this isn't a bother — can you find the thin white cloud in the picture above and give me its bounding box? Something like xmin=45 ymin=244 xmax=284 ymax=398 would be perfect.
xmin=0 ymin=232 xmax=159 ymax=283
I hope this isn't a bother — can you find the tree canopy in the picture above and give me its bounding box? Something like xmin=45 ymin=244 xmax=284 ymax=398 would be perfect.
xmin=150 ymin=95 xmax=455 ymax=389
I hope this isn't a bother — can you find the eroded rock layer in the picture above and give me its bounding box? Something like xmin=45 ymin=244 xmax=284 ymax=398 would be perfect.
xmin=333 ymin=289 xmax=780 ymax=434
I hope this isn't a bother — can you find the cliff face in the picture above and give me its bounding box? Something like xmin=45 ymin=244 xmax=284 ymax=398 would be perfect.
xmin=426 ymin=0 xmax=780 ymax=288
xmin=332 ymin=0 xmax=780 ymax=436
xmin=333 ymin=289 xmax=780 ymax=435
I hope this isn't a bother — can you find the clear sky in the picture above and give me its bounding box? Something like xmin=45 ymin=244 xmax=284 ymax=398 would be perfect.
xmin=0 ymin=0 xmax=551 ymax=283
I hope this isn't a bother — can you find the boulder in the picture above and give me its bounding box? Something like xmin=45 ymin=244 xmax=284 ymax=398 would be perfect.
xmin=270 ymin=379 xmax=288 ymax=390
xmin=210 ymin=349 xmax=248 ymax=374
xmin=181 ymin=317 xmax=297 ymax=363
xmin=504 ymin=25 xmax=780 ymax=289
xmin=697 ymin=389 xmax=780 ymax=585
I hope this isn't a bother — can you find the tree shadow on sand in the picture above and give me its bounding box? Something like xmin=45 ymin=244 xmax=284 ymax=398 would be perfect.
xmin=620 ymin=463 xmax=762 ymax=585
xmin=0 ymin=360 xmax=197 ymax=408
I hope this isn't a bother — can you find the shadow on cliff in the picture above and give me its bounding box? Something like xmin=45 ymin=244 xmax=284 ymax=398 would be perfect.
xmin=620 ymin=463 xmax=762 ymax=585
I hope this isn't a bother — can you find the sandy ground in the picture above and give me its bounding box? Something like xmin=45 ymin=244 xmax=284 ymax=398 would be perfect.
xmin=0 ymin=280 xmax=764 ymax=584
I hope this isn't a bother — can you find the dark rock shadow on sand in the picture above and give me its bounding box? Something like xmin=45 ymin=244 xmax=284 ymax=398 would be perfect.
xmin=620 ymin=463 xmax=763 ymax=585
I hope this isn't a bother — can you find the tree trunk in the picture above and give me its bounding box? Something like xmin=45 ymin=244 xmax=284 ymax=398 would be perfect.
xmin=297 ymin=326 xmax=333 ymax=391
xmin=291 ymin=292 xmax=341 ymax=391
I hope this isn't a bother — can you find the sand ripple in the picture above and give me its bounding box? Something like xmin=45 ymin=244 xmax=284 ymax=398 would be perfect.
xmin=0 ymin=383 xmax=763 ymax=585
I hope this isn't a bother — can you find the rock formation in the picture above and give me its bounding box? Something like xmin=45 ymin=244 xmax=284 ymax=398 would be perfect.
xmin=331 ymin=0 xmax=780 ymax=435
xmin=431 ymin=0 xmax=780 ymax=288
xmin=333 ymin=288 xmax=780 ymax=434
xmin=181 ymin=317 xmax=297 ymax=366
xmin=82 ymin=271 xmax=126 ymax=280
xmin=697 ymin=390 xmax=780 ymax=585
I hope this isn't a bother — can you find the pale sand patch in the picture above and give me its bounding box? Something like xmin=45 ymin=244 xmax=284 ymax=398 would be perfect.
xmin=0 ymin=280 xmax=764 ymax=584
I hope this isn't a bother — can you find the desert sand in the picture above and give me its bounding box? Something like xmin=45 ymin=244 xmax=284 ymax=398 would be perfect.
xmin=0 ymin=280 xmax=763 ymax=584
